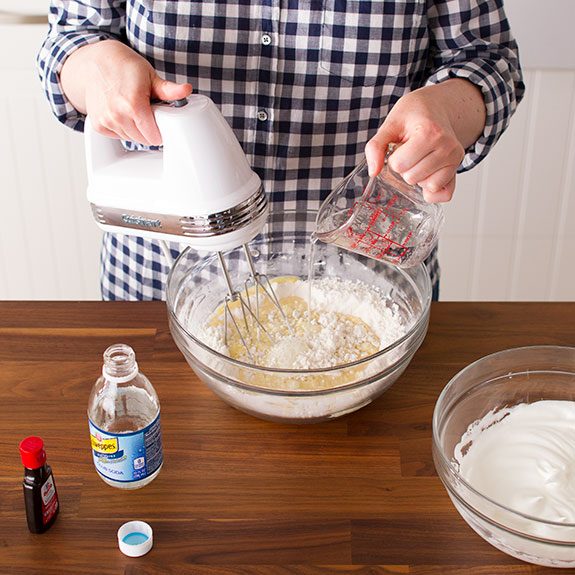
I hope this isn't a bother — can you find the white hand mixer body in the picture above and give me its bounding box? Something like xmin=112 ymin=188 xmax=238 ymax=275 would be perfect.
xmin=85 ymin=95 xmax=267 ymax=251
xmin=85 ymin=95 xmax=289 ymax=358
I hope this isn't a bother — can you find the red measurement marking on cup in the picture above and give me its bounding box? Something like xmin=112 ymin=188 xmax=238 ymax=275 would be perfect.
xmin=342 ymin=195 xmax=414 ymax=263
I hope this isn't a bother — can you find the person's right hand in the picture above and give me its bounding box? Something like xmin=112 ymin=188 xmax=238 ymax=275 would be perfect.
xmin=60 ymin=39 xmax=193 ymax=146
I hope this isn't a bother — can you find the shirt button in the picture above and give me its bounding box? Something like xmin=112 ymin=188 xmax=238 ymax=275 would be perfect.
xmin=261 ymin=34 xmax=272 ymax=46
xmin=257 ymin=110 xmax=268 ymax=122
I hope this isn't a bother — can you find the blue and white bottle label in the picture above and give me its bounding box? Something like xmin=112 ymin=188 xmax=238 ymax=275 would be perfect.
xmin=89 ymin=414 xmax=163 ymax=483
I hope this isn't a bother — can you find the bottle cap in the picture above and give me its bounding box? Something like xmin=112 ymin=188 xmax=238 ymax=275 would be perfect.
xmin=19 ymin=436 xmax=47 ymax=469
xmin=117 ymin=521 xmax=153 ymax=557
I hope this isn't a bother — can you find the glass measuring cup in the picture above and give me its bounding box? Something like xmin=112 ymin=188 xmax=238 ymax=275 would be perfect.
xmin=314 ymin=155 xmax=444 ymax=268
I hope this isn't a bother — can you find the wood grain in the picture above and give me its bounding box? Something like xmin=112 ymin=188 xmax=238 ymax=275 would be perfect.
xmin=1 ymin=302 xmax=574 ymax=575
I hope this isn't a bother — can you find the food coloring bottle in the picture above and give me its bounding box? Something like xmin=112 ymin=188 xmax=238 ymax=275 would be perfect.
xmin=88 ymin=344 xmax=163 ymax=489
xmin=19 ymin=436 xmax=59 ymax=533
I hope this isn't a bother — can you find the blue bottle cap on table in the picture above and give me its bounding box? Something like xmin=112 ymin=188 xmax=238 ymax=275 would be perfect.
xmin=117 ymin=521 xmax=153 ymax=557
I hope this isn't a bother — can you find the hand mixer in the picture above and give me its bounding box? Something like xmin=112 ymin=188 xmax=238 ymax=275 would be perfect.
xmin=85 ymin=95 xmax=289 ymax=359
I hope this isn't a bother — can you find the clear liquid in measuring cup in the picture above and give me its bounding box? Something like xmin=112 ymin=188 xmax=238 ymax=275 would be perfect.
xmin=314 ymin=159 xmax=444 ymax=268
xmin=324 ymin=199 xmax=431 ymax=267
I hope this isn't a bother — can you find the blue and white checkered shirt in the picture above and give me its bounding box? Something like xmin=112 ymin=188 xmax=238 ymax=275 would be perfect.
xmin=38 ymin=0 xmax=524 ymax=301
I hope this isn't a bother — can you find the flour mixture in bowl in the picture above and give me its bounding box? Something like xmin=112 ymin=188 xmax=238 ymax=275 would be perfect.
xmin=166 ymin=232 xmax=431 ymax=422
xmin=202 ymin=276 xmax=406 ymax=370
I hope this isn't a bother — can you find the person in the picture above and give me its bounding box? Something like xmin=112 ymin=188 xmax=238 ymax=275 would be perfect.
xmin=37 ymin=1 xmax=524 ymax=301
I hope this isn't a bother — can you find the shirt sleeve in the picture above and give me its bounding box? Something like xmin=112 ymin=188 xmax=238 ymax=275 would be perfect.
xmin=425 ymin=0 xmax=525 ymax=171
xmin=37 ymin=1 xmax=126 ymax=132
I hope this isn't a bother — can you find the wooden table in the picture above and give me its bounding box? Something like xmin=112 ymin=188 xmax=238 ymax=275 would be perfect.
xmin=1 ymin=301 xmax=574 ymax=575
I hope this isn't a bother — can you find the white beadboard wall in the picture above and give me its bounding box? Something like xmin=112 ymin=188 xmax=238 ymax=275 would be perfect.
xmin=0 ymin=1 xmax=574 ymax=301
xmin=440 ymin=69 xmax=575 ymax=301
xmin=0 ymin=23 xmax=101 ymax=300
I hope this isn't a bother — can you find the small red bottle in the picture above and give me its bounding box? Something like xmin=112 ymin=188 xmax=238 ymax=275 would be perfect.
xmin=19 ymin=437 xmax=59 ymax=533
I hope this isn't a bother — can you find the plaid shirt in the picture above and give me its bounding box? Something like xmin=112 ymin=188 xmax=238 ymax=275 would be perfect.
xmin=38 ymin=0 xmax=524 ymax=301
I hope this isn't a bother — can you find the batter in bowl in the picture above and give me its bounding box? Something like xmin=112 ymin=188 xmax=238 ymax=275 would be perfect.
xmin=200 ymin=276 xmax=408 ymax=375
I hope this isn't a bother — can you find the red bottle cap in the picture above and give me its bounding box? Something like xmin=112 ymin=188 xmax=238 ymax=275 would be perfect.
xmin=19 ymin=436 xmax=47 ymax=469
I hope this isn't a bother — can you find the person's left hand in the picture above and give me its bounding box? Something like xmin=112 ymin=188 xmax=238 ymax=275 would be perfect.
xmin=365 ymin=79 xmax=486 ymax=203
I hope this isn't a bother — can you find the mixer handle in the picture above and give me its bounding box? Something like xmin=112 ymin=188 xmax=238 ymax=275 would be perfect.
xmin=84 ymin=115 xmax=128 ymax=177
xmin=84 ymin=98 xmax=189 ymax=177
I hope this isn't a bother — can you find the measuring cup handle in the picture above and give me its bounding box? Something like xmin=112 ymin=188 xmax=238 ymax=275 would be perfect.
xmin=385 ymin=142 xmax=398 ymax=162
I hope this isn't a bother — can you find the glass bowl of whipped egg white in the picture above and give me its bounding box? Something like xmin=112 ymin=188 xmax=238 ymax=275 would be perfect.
xmin=166 ymin=229 xmax=431 ymax=423
xmin=433 ymin=345 xmax=575 ymax=567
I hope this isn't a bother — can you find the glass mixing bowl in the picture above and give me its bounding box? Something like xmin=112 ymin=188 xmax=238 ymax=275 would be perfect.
xmin=433 ymin=346 xmax=575 ymax=567
xmin=166 ymin=231 xmax=431 ymax=423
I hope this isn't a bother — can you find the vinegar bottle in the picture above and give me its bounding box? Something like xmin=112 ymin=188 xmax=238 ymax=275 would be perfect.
xmin=88 ymin=344 xmax=163 ymax=489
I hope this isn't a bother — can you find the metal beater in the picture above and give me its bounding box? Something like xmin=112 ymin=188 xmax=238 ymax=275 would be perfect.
xmin=84 ymin=95 xmax=289 ymax=357
xmin=216 ymin=246 xmax=292 ymax=361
